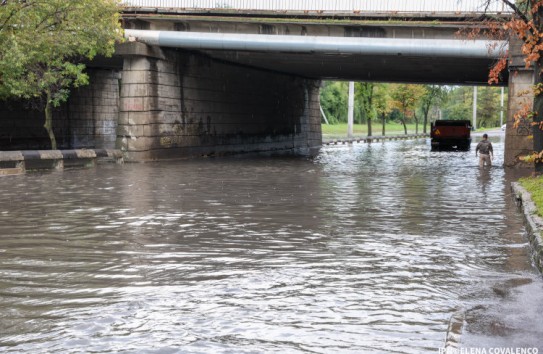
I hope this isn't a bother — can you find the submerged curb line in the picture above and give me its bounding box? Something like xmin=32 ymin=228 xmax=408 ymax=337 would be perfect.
xmin=511 ymin=182 xmax=543 ymax=272
xmin=444 ymin=309 xmax=465 ymax=350
xmin=0 ymin=149 xmax=123 ymax=175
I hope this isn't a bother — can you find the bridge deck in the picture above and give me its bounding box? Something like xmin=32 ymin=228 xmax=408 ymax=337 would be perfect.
xmin=122 ymin=0 xmax=511 ymax=18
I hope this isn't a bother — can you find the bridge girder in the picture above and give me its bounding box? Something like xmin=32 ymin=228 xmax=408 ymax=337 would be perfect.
xmin=124 ymin=29 xmax=508 ymax=85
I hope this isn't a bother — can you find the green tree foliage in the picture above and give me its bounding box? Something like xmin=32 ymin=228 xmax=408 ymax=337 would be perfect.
xmin=478 ymin=87 xmax=503 ymax=127
xmin=373 ymin=84 xmax=390 ymax=136
xmin=321 ymin=82 xmax=504 ymax=135
xmin=441 ymin=86 xmax=506 ymax=128
xmin=0 ymin=0 xmax=124 ymax=149
xmin=419 ymin=85 xmax=447 ymax=134
xmin=390 ymin=84 xmax=425 ymax=134
xmin=320 ymin=81 xmax=348 ymax=124
xmin=441 ymin=86 xmax=472 ymax=120
xmin=356 ymin=82 xmax=375 ymax=136
xmin=320 ymin=81 xmax=389 ymax=132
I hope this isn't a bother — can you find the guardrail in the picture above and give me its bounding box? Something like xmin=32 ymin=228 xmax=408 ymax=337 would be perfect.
xmin=323 ymin=133 xmax=429 ymax=146
xmin=122 ymin=0 xmax=510 ymax=14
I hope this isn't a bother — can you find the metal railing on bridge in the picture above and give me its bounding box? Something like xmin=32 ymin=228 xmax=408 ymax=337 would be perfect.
xmin=122 ymin=0 xmax=511 ymax=14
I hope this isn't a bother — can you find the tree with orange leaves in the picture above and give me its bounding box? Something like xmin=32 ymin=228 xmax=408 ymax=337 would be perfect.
xmin=484 ymin=0 xmax=543 ymax=171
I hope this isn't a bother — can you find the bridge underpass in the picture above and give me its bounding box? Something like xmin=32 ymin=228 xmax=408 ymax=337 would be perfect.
xmin=113 ymin=4 xmax=532 ymax=165
xmin=2 ymin=1 xmax=531 ymax=167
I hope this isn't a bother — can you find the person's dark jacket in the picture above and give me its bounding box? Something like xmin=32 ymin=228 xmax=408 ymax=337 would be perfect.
xmin=476 ymin=140 xmax=493 ymax=155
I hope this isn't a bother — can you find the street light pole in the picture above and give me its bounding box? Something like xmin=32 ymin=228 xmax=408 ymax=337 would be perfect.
xmin=348 ymin=81 xmax=354 ymax=138
xmin=472 ymin=86 xmax=478 ymax=130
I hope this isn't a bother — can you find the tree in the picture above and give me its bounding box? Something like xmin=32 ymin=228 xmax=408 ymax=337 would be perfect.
xmin=356 ymin=82 xmax=375 ymax=136
xmin=390 ymin=84 xmax=425 ymax=134
xmin=321 ymin=81 xmax=380 ymax=126
xmin=419 ymin=85 xmax=447 ymax=133
xmin=320 ymin=81 xmax=348 ymax=124
xmin=440 ymin=86 xmax=504 ymax=127
xmin=478 ymin=87 xmax=501 ymax=127
xmin=0 ymin=0 xmax=123 ymax=149
xmin=480 ymin=0 xmax=543 ymax=170
xmin=413 ymin=110 xmax=421 ymax=134
xmin=373 ymin=84 xmax=390 ymax=136
xmin=442 ymin=86 xmax=473 ymax=120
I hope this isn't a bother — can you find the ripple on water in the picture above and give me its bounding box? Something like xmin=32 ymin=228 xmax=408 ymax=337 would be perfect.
xmin=0 ymin=137 xmax=541 ymax=352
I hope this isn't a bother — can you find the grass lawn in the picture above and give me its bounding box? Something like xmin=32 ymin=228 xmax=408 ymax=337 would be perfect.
xmin=520 ymin=176 xmax=543 ymax=217
xmin=321 ymin=123 xmax=425 ymax=137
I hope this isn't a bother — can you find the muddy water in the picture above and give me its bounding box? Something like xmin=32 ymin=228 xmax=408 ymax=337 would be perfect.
xmin=1 ymin=135 xmax=542 ymax=353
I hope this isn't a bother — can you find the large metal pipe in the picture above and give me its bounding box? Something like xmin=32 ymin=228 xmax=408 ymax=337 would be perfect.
xmin=124 ymin=29 xmax=507 ymax=59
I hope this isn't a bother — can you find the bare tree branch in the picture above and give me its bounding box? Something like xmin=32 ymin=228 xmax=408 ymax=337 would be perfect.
xmin=502 ymin=0 xmax=531 ymax=23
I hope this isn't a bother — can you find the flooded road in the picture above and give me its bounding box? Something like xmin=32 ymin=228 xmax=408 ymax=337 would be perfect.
xmin=1 ymin=135 xmax=542 ymax=353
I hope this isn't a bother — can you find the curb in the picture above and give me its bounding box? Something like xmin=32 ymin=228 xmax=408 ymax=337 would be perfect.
xmin=511 ymin=182 xmax=543 ymax=273
xmin=441 ymin=183 xmax=543 ymax=349
xmin=444 ymin=309 xmax=466 ymax=350
xmin=0 ymin=149 xmax=123 ymax=175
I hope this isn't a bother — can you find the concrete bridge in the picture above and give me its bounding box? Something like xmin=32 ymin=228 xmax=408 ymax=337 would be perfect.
xmin=121 ymin=0 xmax=509 ymax=85
xmin=0 ymin=1 xmax=532 ymax=166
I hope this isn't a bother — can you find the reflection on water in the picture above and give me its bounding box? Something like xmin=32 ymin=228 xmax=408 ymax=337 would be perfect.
xmin=0 ymin=135 xmax=541 ymax=353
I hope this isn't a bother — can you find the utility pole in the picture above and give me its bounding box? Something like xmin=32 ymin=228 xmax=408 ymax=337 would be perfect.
xmin=472 ymin=86 xmax=477 ymax=130
xmin=319 ymin=104 xmax=329 ymax=125
xmin=500 ymin=87 xmax=504 ymax=127
xmin=348 ymin=81 xmax=354 ymax=138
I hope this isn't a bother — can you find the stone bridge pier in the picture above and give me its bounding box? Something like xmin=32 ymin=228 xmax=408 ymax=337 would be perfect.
xmin=115 ymin=42 xmax=321 ymax=161
xmin=504 ymin=37 xmax=535 ymax=168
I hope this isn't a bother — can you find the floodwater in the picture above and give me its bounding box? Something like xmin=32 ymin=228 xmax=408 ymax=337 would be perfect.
xmin=1 ymin=134 xmax=542 ymax=353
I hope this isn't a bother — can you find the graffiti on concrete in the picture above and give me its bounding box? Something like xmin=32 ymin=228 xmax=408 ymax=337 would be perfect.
xmin=516 ymin=117 xmax=532 ymax=136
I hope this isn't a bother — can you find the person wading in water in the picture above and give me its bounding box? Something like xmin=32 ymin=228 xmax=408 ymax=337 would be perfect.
xmin=475 ymin=133 xmax=494 ymax=168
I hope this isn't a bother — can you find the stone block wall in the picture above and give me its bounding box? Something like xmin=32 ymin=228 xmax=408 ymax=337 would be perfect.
xmin=504 ymin=36 xmax=535 ymax=168
xmin=0 ymin=101 xmax=53 ymax=150
xmin=117 ymin=43 xmax=322 ymax=161
xmin=0 ymin=68 xmax=120 ymax=150
xmin=68 ymin=69 xmax=121 ymax=149
xmin=1 ymin=44 xmax=322 ymax=158
xmin=504 ymin=68 xmax=535 ymax=168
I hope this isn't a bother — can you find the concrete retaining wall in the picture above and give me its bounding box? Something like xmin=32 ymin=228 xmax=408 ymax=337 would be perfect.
xmin=116 ymin=42 xmax=322 ymax=161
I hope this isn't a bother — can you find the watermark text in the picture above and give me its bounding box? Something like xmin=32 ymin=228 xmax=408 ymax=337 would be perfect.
xmin=438 ymin=348 xmax=539 ymax=354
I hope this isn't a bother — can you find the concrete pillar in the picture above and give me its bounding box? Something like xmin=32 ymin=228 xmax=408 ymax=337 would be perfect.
xmin=504 ymin=36 xmax=535 ymax=168
xmin=300 ymin=81 xmax=323 ymax=155
xmin=116 ymin=42 xmax=321 ymax=161
xmin=504 ymin=68 xmax=535 ymax=168
xmin=116 ymin=43 xmax=182 ymax=160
